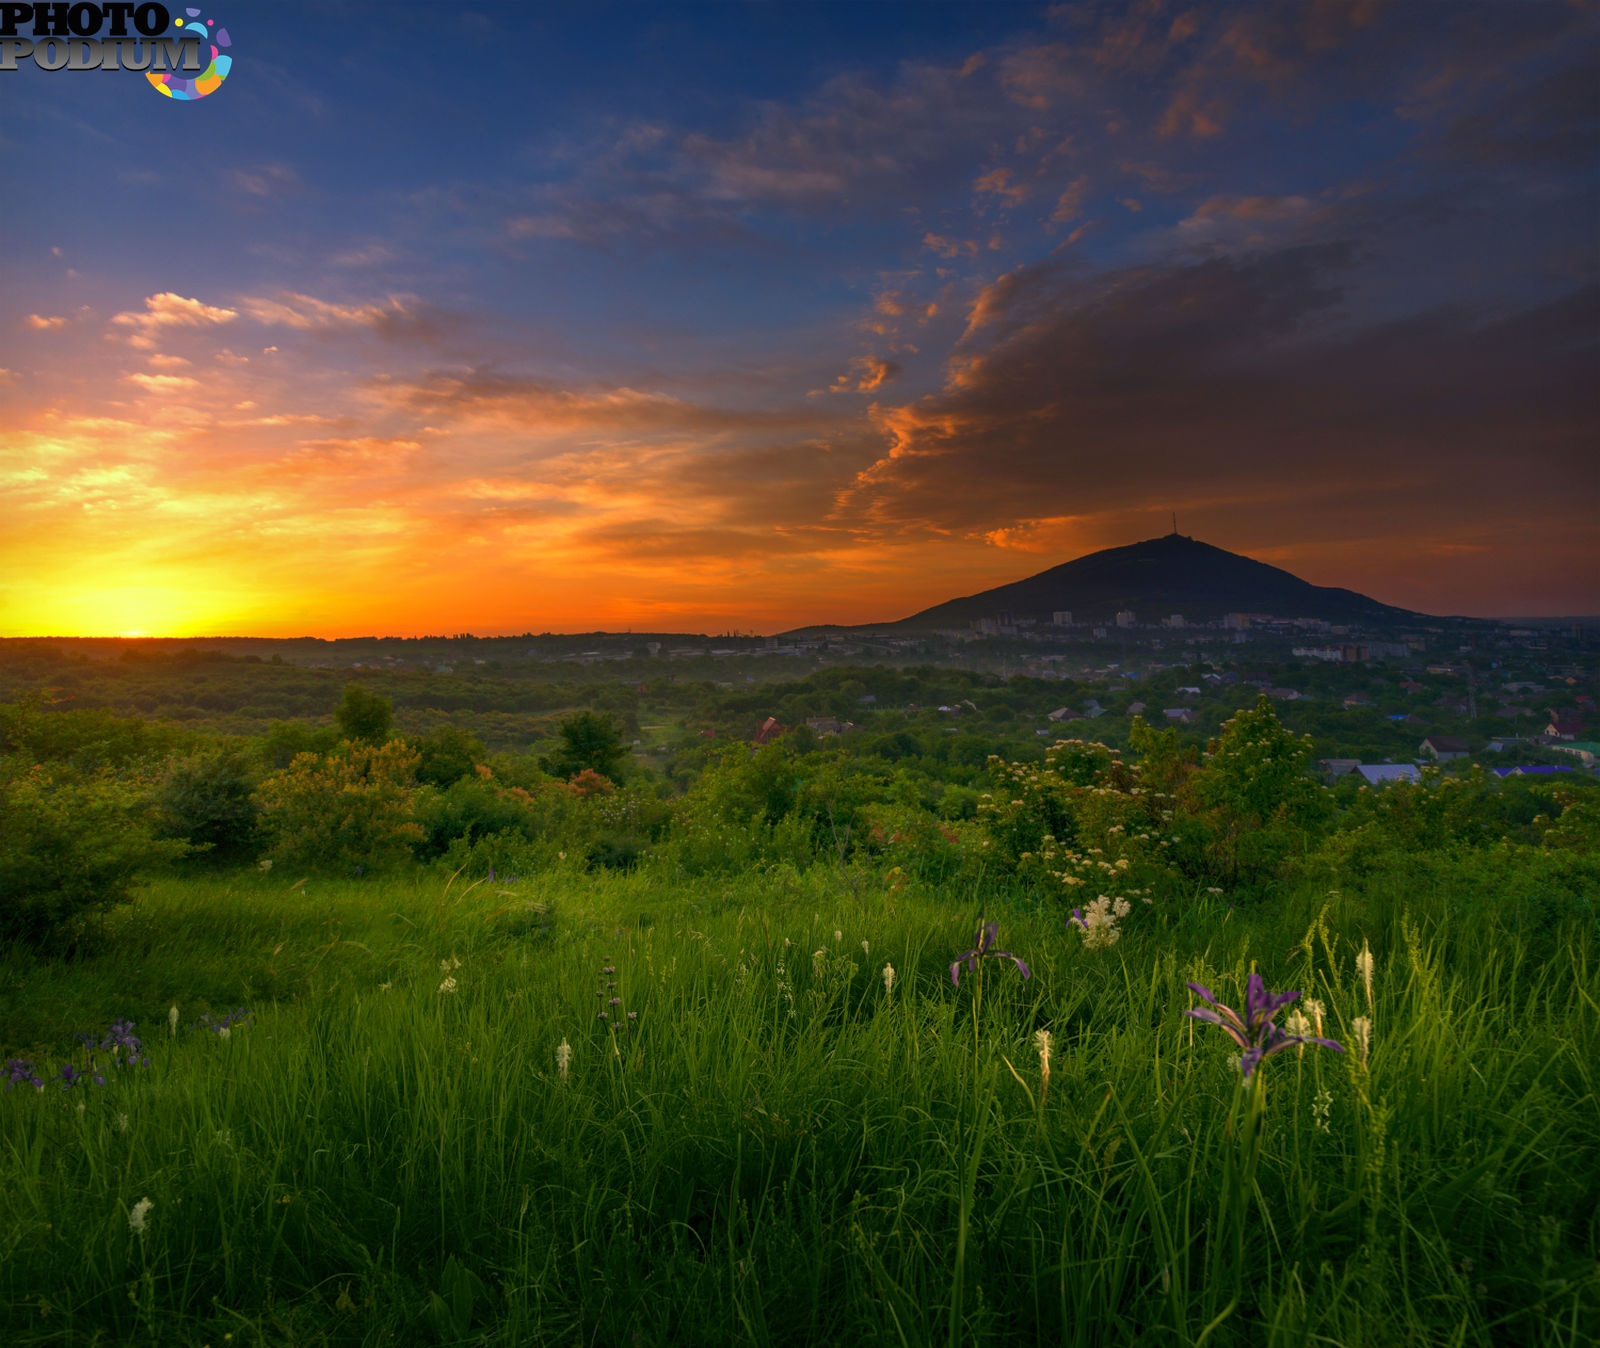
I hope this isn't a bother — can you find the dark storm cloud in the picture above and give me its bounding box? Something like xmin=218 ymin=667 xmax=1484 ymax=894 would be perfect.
xmin=837 ymin=241 xmax=1598 ymax=538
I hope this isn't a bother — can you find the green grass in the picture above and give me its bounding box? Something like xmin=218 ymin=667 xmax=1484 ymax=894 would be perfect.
xmin=2 ymin=865 xmax=1596 ymax=1345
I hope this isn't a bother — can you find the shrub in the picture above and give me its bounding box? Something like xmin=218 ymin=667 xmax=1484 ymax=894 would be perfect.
xmin=256 ymin=741 xmax=423 ymax=874
xmin=154 ymin=748 xmax=262 ymax=865
xmin=0 ymin=763 xmax=185 ymax=946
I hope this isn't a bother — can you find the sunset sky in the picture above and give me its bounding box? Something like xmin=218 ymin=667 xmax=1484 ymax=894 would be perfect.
xmin=2 ymin=0 xmax=1596 ymax=637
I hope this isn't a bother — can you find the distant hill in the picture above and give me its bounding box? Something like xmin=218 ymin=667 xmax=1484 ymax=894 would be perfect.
xmin=892 ymin=534 xmax=1423 ymax=629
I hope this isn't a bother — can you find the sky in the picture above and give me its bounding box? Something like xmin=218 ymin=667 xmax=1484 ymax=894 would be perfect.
xmin=1 ymin=0 xmax=1596 ymax=637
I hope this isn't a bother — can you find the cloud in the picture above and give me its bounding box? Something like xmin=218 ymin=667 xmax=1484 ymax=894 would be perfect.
xmin=830 ymin=354 xmax=903 ymax=394
xmin=228 ymin=163 xmax=303 ymax=198
xmin=111 ymin=293 xmax=237 ymax=349
xmin=1050 ymin=175 xmax=1090 ymax=223
xmin=924 ymin=233 xmax=980 ymax=258
xmin=237 ymin=291 xmax=433 ymax=337
xmin=376 ymin=368 xmax=836 ymax=437
xmin=26 ymin=314 xmax=67 ymax=332
xmin=834 ymin=242 xmax=1598 ymax=552
xmin=123 ymin=373 xmax=201 ymax=394
xmin=974 ymin=167 xmax=1031 ymax=207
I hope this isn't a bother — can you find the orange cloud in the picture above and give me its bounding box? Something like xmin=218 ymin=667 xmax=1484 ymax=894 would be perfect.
xmin=111 ymin=293 xmax=237 ymax=348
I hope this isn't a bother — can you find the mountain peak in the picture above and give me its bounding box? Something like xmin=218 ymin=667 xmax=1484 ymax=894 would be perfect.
xmin=895 ymin=535 xmax=1418 ymax=628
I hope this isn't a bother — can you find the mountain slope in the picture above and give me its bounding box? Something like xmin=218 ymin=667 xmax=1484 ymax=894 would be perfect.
xmin=894 ymin=534 xmax=1421 ymax=628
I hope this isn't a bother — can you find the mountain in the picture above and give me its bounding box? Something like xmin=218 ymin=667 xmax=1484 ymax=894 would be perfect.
xmin=892 ymin=534 xmax=1423 ymax=629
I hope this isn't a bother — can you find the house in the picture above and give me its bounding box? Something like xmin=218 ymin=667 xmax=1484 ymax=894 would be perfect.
xmin=1357 ymin=764 xmax=1423 ymax=785
xmin=1545 ymin=715 xmax=1584 ymax=741
xmin=805 ymin=717 xmax=844 ymax=735
xmin=1551 ymin=741 xmax=1600 ymax=767
xmin=1163 ymin=708 xmax=1197 ymax=723
xmin=1486 ymin=736 xmax=1538 ymax=752
xmin=1126 ymin=700 xmax=1146 ymax=715
xmin=1492 ymin=765 xmax=1574 ymax=777
xmin=1265 ymin=687 xmax=1301 ymax=701
xmin=1047 ymin=707 xmax=1083 ymax=722
xmin=1319 ymin=757 xmax=1361 ymax=781
xmin=1419 ymin=735 xmax=1470 ymax=761
xmin=752 ymin=717 xmax=786 ymax=746
xmin=1343 ymin=692 xmax=1373 ymax=708
xmin=1176 ymin=686 xmax=1201 ymax=697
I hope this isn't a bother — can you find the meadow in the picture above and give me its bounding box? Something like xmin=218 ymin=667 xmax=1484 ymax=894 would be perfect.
xmin=2 ymin=858 xmax=1595 ymax=1347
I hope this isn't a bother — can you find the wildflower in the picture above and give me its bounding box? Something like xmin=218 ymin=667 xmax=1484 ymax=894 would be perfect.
xmin=4 ymin=1058 xmax=44 ymax=1091
xmin=1034 ymin=1028 xmax=1052 ymax=1101
xmin=1069 ymin=895 xmax=1131 ymax=950
xmin=949 ymin=921 xmax=1031 ymax=988
xmin=834 ymin=930 xmax=842 ymax=943
xmin=218 ymin=1026 xmax=231 ymax=1041
xmin=882 ymin=963 xmax=895 ymax=995
xmin=116 ymin=1113 xmax=129 ymax=1132
xmin=555 ymin=1039 xmax=571 ymax=1082
xmin=1356 ymin=941 xmax=1375 ymax=1010
xmin=1311 ymin=1089 xmax=1333 ymax=1133
xmin=168 ymin=1006 xmax=179 ymax=1036
xmin=861 ymin=939 xmax=870 ymax=957
xmin=102 ymin=1021 xmax=146 ymax=1066
xmin=1185 ymin=974 xmax=1344 ymax=1079
xmin=379 ymin=981 xmax=393 ymax=992
xmin=128 ymin=1197 xmax=153 ymax=1236
xmin=1303 ymin=997 xmax=1326 ymax=1038
xmin=1353 ymin=1015 xmax=1372 ymax=1070
xmin=438 ymin=977 xmax=457 ymax=995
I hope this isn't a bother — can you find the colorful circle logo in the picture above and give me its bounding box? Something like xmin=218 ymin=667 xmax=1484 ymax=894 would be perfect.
xmin=147 ymin=8 xmax=230 ymax=100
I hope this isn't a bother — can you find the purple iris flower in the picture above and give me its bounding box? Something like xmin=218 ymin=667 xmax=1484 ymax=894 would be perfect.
xmin=5 ymin=1058 xmax=44 ymax=1091
xmin=101 ymin=1020 xmax=147 ymax=1066
xmin=1185 ymin=974 xmax=1344 ymax=1078
xmin=949 ymin=921 xmax=1031 ymax=988
xmin=56 ymin=1062 xmax=104 ymax=1089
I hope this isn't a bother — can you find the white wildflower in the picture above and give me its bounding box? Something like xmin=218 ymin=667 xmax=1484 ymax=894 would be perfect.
xmin=882 ymin=963 xmax=895 ymax=995
xmin=168 ymin=1005 xmax=179 ymax=1036
xmin=555 ymin=1039 xmax=571 ymax=1083
xmin=128 ymin=1197 xmax=153 ymax=1236
xmin=218 ymin=1026 xmax=231 ymax=1041
xmin=1304 ymin=997 xmax=1326 ymax=1038
xmin=861 ymin=939 xmax=870 ymax=957
xmin=1353 ymin=1015 xmax=1372 ymax=1070
xmin=116 ymin=1113 xmax=129 ymax=1133
xmin=1356 ymin=941 xmax=1375 ymax=1010
xmin=834 ymin=930 xmax=842 ymax=943
xmin=438 ymin=977 xmax=457 ymax=995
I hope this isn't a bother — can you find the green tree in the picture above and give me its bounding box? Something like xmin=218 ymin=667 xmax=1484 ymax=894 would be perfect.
xmin=543 ymin=711 xmax=627 ymax=783
xmin=155 ymin=748 xmax=262 ymax=865
xmin=256 ymin=740 xmax=422 ymax=874
xmin=412 ymin=723 xmax=488 ymax=789
xmin=336 ymin=684 xmax=393 ymax=743
xmin=1184 ymin=695 xmax=1325 ymax=888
